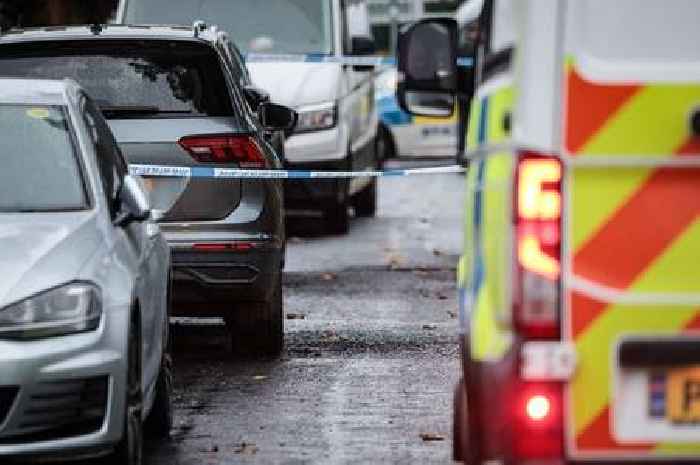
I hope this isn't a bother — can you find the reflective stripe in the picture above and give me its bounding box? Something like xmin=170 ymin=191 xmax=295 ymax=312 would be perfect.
xmin=464 ymin=83 xmax=516 ymax=362
xmin=565 ymin=59 xmax=700 ymax=457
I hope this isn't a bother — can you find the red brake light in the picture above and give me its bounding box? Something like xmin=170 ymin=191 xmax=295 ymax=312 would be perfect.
xmin=514 ymin=151 xmax=562 ymax=340
xmin=526 ymin=394 xmax=551 ymax=421
xmin=179 ymin=135 xmax=267 ymax=168
xmin=514 ymin=383 xmax=563 ymax=459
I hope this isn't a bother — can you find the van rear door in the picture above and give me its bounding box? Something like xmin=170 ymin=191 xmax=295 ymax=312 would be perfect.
xmin=562 ymin=0 xmax=700 ymax=460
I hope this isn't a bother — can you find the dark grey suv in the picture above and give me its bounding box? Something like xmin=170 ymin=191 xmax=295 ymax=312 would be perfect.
xmin=0 ymin=24 xmax=295 ymax=356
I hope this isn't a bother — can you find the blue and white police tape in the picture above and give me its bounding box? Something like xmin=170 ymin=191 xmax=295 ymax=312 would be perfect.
xmin=129 ymin=164 xmax=465 ymax=179
xmin=244 ymin=53 xmax=474 ymax=68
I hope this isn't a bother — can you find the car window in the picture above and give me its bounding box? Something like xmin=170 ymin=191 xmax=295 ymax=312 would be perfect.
xmin=82 ymin=95 xmax=126 ymax=216
xmin=0 ymin=104 xmax=87 ymax=212
xmin=0 ymin=41 xmax=235 ymax=119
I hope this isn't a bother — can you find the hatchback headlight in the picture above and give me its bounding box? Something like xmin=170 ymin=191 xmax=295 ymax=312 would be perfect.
xmin=0 ymin=283 xmax=102 ymax=340
xmin=295 ymin=101 xmax=337 ymax=133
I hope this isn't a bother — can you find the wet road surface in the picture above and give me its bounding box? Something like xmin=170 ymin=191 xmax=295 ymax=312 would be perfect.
xmin=110 ymin=161 xmax=463 ymax=465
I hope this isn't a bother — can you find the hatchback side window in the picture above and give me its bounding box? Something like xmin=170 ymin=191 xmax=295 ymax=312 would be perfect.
xmin=81 ymin=95 xmax=127 ymax=218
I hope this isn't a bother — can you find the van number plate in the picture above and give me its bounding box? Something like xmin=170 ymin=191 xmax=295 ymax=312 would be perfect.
xmin=650 ymin=367 xmax=700 ymax=424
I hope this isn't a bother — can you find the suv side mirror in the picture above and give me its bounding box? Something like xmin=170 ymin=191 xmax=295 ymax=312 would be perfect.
xmin=115 ymin=175 xmax=151 ymax=227
xmin=244 ymin=85 xmax=270 ymax=110
xmin=397 ymin=18 xmax=459 ymax=117
xmin=350 ymin=36 xmax=376 ymax=72
xmin=259 ymin=102 xmax=298 ymax=133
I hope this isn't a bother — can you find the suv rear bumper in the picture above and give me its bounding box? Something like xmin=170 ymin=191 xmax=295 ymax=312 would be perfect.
xmin=170 ymin=244 xmax=282 ymax=317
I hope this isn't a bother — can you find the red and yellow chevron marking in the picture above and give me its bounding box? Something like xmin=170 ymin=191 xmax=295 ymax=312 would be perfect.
xmin=564 ymin=64 xmax=700 ymax=457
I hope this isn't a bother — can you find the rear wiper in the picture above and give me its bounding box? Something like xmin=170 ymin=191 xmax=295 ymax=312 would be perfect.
xmin=99 ymin=106 xmax=195 ymax=118
xmin=99 ymin=105 xmax=162 ymax=116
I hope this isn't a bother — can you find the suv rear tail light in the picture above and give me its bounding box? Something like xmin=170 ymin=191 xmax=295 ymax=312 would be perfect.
xmin=179 ymin=134 xmax=267 ymax=168
xmin=514 ymin=152 xmax=562 ymax=340
xmin=514 ymin=383 xmax=563 ymax=459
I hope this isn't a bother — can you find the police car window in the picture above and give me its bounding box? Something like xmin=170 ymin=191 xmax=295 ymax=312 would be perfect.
xmin=0 ymin=42 xmax=234 ymax=118
xmin=578 ymin=0 xmax=699 ymax=62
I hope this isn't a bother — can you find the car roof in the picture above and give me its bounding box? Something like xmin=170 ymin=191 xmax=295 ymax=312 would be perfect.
xmin=0 ymin=23 xmax=223 ymax=45
xmin=0 ymin=78 xmax=79 ymax=106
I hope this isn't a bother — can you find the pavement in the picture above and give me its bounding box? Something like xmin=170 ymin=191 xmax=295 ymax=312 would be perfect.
xmin=106 ymin=160 xmax=464 ymax=465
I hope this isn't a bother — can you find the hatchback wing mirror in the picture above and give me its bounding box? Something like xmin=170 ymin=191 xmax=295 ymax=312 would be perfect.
xmin=397 ymin=18 xmax=459 ymax=117
xmin=115 ymin=175 xmax=151 ymax=227
xmin=350 ymin=36 xmax=376 ymax=72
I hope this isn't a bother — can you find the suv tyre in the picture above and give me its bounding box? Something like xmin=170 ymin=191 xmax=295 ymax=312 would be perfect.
xmin=227 ymin=274 xmax=284 ymax=357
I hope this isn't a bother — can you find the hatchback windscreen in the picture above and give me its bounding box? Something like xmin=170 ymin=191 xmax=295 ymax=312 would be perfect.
xmin=0 ymin=42 xmax=234 ymax=118
xmin=125 ymin=0 xmax=333 ymax=55
xmin=0 ymin=105 xmax=87 ymax=212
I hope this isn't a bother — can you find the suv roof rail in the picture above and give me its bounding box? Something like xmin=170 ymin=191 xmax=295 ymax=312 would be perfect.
xmin=193 ymin=20 xmax=207 ymax=38
xmin=192 ymin=20 xmax=219 ymax=39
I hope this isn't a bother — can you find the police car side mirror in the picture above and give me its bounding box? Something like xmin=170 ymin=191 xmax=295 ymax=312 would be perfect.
xmin=350 ymin=36 xmax=376 ymax=72
xmin=260 ymin=102 xmax=298 ymax=133
xmin=397 ymin=18 xmax=459 ymax=118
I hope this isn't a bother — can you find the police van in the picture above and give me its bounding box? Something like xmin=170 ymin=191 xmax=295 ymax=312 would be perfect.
xmin=397 ymin=0 xmax=700 ymax=463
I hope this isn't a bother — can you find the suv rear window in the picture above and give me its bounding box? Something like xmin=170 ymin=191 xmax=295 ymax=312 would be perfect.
xmin=0 ymin=41 xmax=234 ymax=118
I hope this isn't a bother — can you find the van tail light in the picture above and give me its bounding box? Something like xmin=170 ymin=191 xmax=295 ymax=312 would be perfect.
xmin=514 ymin=152 xmax=562 ymax=340
xmin=179 ymin=134 xmax=267 ymax=168
xmin=514 ymin=383 xmax=564 ymax=459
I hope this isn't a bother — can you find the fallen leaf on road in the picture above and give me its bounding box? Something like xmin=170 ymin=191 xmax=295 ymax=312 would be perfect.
xmin=387 ymin=254 xmax=407 ymax=270
xmin=420 ymin=433 xmax=445 ymax=442
xmin=234 ymin=442 xmax=259 ymax=455
xmin=287 ymin=313 xmax=306 ymax=320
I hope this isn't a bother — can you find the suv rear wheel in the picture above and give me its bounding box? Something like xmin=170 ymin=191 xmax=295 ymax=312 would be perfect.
xmin=226 ymin=275 xmax=284 ymax=357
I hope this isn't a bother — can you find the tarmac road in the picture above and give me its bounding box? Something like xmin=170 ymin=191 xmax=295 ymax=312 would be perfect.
xmin=98 ymin=160 xmax=464 ymax=465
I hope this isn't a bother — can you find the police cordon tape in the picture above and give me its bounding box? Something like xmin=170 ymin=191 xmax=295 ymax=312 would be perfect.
xmin=244 ymin=53 xmax=474 ymax=68
xmin=129 ymin=164 xmax=466 ymax=179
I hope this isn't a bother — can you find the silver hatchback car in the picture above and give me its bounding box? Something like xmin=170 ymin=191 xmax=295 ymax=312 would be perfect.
xmin=0 ymin=79 xmax=171 ymax=465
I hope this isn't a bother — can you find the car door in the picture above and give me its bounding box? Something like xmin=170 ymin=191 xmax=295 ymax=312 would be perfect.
xmin=82 ymin=94 xmax=165 ymax=391
xmin=341 ymin=0 xmax=377 ymax=190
